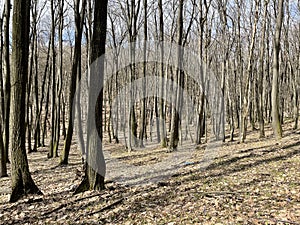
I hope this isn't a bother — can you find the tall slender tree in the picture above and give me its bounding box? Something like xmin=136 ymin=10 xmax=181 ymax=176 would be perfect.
xmin=9 ymin=0 xmax=42 ymax=202
xmin=169 ymin=0 xmax=184 ymax=151
xmin=60 ymin=0 xmax=87 ymax=165
xmin=0 ymin=12 xmax=8 ymax=178
xmin=138 ymin=0 xmax=148 ymax=147
xmin=75 ymin=0 xmax=108 ymax=193
xmin=48 ymin=0 xmax=58 ymax=158
xmin=240 ymin=1 xmax=259 ymax=143
xmin=258 ymin=0 xmax=269 ymax=138
xmin=3 ymin=0 xmax=11 ymax=163
xmin=158 ymin=0 xmax=167 ymax=147
xmin=272 ymin=0 xmax=284 ymax=139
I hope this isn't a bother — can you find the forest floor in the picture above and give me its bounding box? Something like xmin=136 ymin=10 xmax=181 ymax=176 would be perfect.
xmin=0 ymin=122 xmax=300 ymax=224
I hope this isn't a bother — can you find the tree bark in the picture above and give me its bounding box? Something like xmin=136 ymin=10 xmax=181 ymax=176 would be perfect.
xmin=271 ymin=0 xmax=284 ymax=139
xmin=158 ymin=0 xmax=167 ymax=148
xmin=0 ymin=14 xmax=8 ymax=177
xmin=258 ymin=0 xmax=269 ymax=138
xmin=0 ymin=14 xmax=4 ymax=119
xmin=294 ymin=48 xmax=300 ymax=130
xmin=9 ymin=0 xmax=42 ymax=202
xmin=0 ymin=122 xmax=8 ymax=177
xmin=32 ymin=0 xmax=41 ymax=151
xmin=60 ymin=0 xmax=86 ymax=165
xmin=48 ymin=0 xmax=57 ymax=158
xmin=40 ymin=38 xmax=52 ymax=147
xmin=3 ymin=0 xmax=11 ymax=163
xmin=138 ymin=0 xmax=147 ymax=148
xmin=75 ymin=0 xmax=108 ymax=194
xmin=240 ymin=1 xmax=259 ymax=143
xmin=169 ymin=0 xmax=184 ymax=151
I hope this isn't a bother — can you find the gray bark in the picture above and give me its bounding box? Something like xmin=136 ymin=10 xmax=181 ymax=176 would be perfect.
xmin=271 ymin=0 xmax=284 ymax=139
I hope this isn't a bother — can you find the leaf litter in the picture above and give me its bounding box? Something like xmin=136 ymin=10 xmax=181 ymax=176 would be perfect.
xmin=0 ymin=123 xmax=299 ymax=224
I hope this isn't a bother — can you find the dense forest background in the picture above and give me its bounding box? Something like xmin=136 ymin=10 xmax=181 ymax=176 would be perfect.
xmin=0 ymin=0 xmax=300 ymax=222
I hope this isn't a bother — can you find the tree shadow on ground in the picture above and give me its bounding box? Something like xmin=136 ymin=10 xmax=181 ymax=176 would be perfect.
xmin=108 ymin=139 xmax=300 ymax=219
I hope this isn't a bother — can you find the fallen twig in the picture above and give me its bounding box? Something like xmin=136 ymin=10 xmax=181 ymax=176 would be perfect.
xmin=188 ymin=191 xmax=246 ymax=197
xmin=73 ymin=192 xmax=104 ymax=203
xmin=73 ymin=198 xmax=124 ymax=221
xmin=85 ymin=198 xmax=123 ymax=217
xmin=42 ymin=192 xmax=105 ymax=217
xmin=86 ymin=198 xmax=123 ymax=216
xmin=42 ymin=203 xmax=68 ymax=216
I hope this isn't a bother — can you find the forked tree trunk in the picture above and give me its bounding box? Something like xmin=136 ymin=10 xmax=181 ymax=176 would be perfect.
xmin=9 ymin=0 xmax=42 ymax=202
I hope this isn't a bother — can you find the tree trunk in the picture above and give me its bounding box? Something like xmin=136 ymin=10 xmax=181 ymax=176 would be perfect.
xmin=258 ymin=0 xmax=269 ymax=138
xmin=169 ymin=0 xmax=184 ymax=151
xmin=294 ymin=50 xmax=300 ymax=130
xmin=53 ymin=0 xmax=64 ymax=158
xmin=48 ymin=0 xmax=57 ymax=158
xmin=0 ymin=122 xmax=8 ymax=177
xmin=3 ymin=0 xmax=11 ymax=163
xmin=33 ymin=0 xmax=41 ymax=151
xmin=240 ymin=1 xmax=259 ymax=143
xmin=38 ymin=35 xmax=51 ymax=147
xmin=271 ymin=0 xmax=284 ymax=139
xmin=9 ymin=0 xmax=42 ymax=202
xmin=158 ymin=0 xmax=167 ymax=148
xmin=0 ymin=14 xmax=8 ymax=178
xmin=0 ymin=14 xmax=4 ymax=119
xmin=60 ymin=0 xmax=86 ymax=165
xmin=27 ymin=27 xmax=35 ymax=153
xmin=138 ymin=0 xmax=147 ymax=148
xmin=75 ymin=0 xmax=108 ymax=194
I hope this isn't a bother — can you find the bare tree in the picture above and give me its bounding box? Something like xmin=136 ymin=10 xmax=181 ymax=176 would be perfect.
xmin=169 ymin=0 xmax=184 ymax=151
xmin=9 ymin=0 xmax=42 ymax=202
xmin=0 ymin=10 xmax=8 ymax=177
xmin=138 ymin=0 xmax=148 ymax=147
xmin=271 ymin=0 xmax=284 ymax=139
xmin=48 ymin=0 xmax=58 ymax=158
xmin=3 ymin=0 xmax=11 ymax=163
xmin=120 ymin=0 xmax=141 ymax=150
xmin=257 ymin=0 xmax=269 ymax=138
xmin=240 ymin=1 xmax=259 ymax=143
xmin=60 ymin=0 xmax=87 ymax=165
xmin=158 ymin=0 xmax=167 ymax=147
xmin=75 ymin=0 xmax=108 ymax=193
